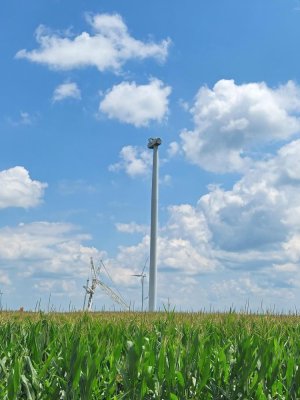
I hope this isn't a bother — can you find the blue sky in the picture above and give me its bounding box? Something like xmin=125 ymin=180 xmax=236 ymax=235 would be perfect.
xmin=1 ymin=0 xmax=300 ymax=311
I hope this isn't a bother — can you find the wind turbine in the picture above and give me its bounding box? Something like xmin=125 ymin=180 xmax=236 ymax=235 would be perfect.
xmin=132 ymin=258 xmax=148 ymax=312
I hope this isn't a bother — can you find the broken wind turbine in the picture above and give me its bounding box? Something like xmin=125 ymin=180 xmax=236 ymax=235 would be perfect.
xmin=83 ymin=257 xmax=129 ymax=311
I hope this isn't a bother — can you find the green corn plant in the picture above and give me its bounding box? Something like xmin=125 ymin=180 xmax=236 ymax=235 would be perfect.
xmin=1 ymin=312 xmax=300 ymax=398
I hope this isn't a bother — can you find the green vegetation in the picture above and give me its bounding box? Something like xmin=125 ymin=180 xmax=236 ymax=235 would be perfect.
xmin=0 ymin=311 xmax=300 ymax=399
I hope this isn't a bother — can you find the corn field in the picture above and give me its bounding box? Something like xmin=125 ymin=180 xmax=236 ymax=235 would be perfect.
xmin=0 ymin=311 xmax=300 ymax=399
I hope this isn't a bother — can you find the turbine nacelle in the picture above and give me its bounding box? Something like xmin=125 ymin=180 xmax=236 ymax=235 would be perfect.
xmin=147 ymin=137 xmax=162 ymax=149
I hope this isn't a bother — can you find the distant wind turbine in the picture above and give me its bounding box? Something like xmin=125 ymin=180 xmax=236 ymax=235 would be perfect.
xmin=132 ymin=258 xmax=148 ymax=312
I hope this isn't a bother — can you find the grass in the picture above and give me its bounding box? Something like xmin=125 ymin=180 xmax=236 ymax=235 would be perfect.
xmin=0 ymin=311 xmax=299 ymax=399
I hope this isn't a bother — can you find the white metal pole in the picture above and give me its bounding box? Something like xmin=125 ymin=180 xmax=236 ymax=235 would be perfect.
xmin=148 ymin=138 xmax=161 ymax=311
xmin=83 ymin=279 xmax=89 ymax=311
xmin=141 ymin=276 xmax=144 ymax=312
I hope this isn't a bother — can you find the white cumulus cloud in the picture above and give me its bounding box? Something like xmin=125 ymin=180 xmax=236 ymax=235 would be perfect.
xmin=16 ymin=13 xmax=170 ymax=72
xmin=8 ymin=111 xmax=34 ymax=127
xmin=99 ymin=79 xmax=171 ymax=127
xmin=115 ymin=204 xmax=216 ymax=276
xmin=181 ymin=79 xmax=300 ymax=172
xmin=167 ymin=141 xmax=180 ymax=158
xmin=0 ymin=272 xmax=11 ymax=286
xmin=52 ymin=82 xmax=81 ymax=102
xmin=212 ymin=276 xmax=295 ymax=302
xmin=198 ymin=139 xmax=300 ymax=259
xmin=0 ymin=167 xmax=47 ymax=209
xmin=0 ymin=221 xmax=103 ymax=277
xmin=115 ymin=222 xmax=148 ymax=234
xmin=109 ymin=145 xmax=152 ymax=177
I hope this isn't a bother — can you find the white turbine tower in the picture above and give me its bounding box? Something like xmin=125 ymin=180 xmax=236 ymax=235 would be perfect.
xmin=147 ymin=137 xmax=161 ymax=312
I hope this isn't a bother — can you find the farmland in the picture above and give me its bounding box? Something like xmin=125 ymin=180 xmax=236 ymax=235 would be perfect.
xmin=0 ymin=311 xmax=299 ymax=399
